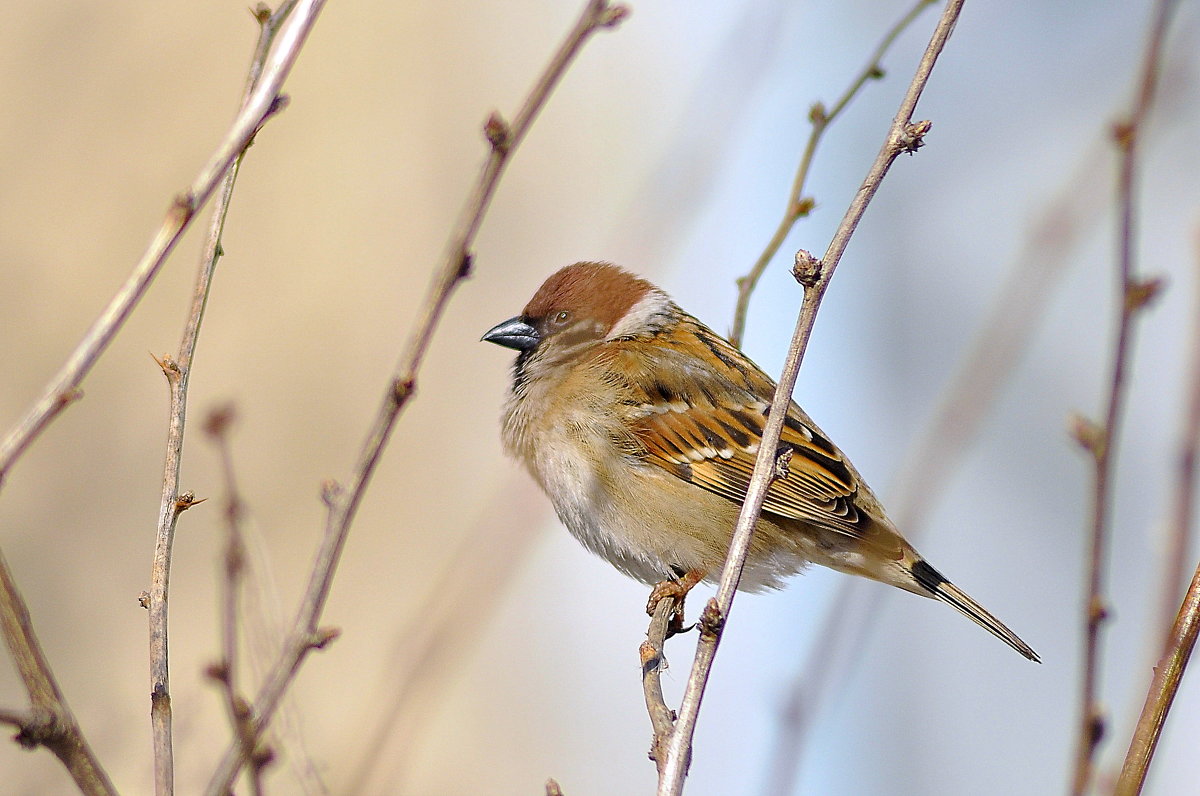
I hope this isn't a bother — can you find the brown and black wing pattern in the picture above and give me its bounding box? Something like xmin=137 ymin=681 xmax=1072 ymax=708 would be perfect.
xmin=603 ymin=314 xmax=870 ymax=540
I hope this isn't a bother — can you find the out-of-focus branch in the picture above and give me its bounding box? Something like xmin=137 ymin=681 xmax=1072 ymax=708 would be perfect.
xmin=1069 ymin=2 xmax=1177 ymax=793
xmin=343 ymin=479 xmax=543 ymax=792
xmin=1113 ymin=226 xmax=1200 ymax=796
xmin=758 ymin=138 xmax=1111 ymax=796
xmin=0 ymin=4 xmax=321 ymax=793
xmin=201 ymin=407 xmax=267 ymax=791
xmin=203 ymin=3 xmax=628 ymax=792
xmin=1154 ymin=252 xmax=1200 ymax=638
xmin=147 ymin=6 xmax=299 ymax=795
xmin=0 ymin=0 xmax=324 ymax=491
xmin=729 ymin=0 xmax=936 ymax=348
xmin=654 ymin=4 xmax=966 ymax=794
xmin=0 ymin=551 xmax=117 ymax=796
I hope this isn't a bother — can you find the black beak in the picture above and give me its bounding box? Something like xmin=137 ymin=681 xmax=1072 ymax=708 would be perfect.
xmin=482 ymin=316 xmax=540 ymax=351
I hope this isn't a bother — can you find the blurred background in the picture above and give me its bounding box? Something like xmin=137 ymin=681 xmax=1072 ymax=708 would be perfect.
xmin=1 ymin=1 xmax=1198 ymax=793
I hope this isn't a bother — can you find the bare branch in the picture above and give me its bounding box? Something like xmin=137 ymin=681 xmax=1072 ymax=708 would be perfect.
xmin=759 ymin=136 xmax=1113 ymax=794
xmin=641 ymin=597 xmax=678 ymax=772
xmin=729 ymin=0 xmax=936 ymax=347
xmin=655 ymin=3 xmax=966 ymax=793
xmin=200 ymin=406 xmax=267 ymax=784
xmin=146 ymin=5 xmax=304 ymax=794
xmin=203 ymin=3 xmax=628 ymax=792
xmin=1069 ymin=2 xmax=1178 ymax=792
xmin=0 ymin=551 xmax=117 ymax=796
xmin=1112 ymin=229 xmax=1200 ymax=795
xmin=0 ymin=0 xmax=324 ymax=490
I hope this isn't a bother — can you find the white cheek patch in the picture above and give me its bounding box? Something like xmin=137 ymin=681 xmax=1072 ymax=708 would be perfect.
xmin=605 ymin=290 xmax=673 ymax=340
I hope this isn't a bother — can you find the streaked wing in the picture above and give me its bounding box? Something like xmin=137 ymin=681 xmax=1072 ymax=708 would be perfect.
xmin=634 ymin=395 xmax=866 ymax=536
xmin=605 ymin=315 xmax=869 ymax=539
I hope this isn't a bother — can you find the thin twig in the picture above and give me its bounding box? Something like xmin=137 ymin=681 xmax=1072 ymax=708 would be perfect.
xmin=202 ymin=406 xmax=266 ymax=786
xmin=759 ymin=136 xmax=1114 ymax=794
xmin=1115 ymin=562 xmax=1200 ymax=795
xmin=1068 ymin=2 xmax=1177 ymax=793
xmin=729 ymin=0 xmax=936 ymax=348
xmin=0 ymin=550 xmax=117 ymax=796
xmin=203 ymin=3 xmax=628 ymax=792
xmin=0 ymin=0 xmax=324 ymax=490
xmin=641 ymin=597 xmax=679 ymax=772
xmin=1155 ymin=261 xmax=1200 ymax=648
xmin=146 ymin=5 xmax=301 ymax=794
xmin=655 ymin=3 xmax=965 ymax=793
xmin=1113 ymin=227 xmax=1200 ymax=796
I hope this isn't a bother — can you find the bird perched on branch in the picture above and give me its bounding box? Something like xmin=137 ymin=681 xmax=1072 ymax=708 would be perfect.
xmin=483 ymin=262 xmax=1038 ymax=661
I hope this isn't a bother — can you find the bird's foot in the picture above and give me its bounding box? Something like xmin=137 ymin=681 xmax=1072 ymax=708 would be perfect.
xmin=646 ymin=568 xmax=705 ymax=637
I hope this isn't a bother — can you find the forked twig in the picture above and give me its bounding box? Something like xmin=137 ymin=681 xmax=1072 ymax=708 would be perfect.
xmin=1069 ymin=1 xmax=1178 ymax=792
xmin=0 ymin=551 xmax=117 ymax=796
xmin=203 ymin=3 xmax=628 ymax=792
xmin=653 ymin=4 xmax=966 ymax=794
xmin=729 ymin=0 xmax=936 ymax=348
xmin=147 ymin=5 xmax=300 ymax=794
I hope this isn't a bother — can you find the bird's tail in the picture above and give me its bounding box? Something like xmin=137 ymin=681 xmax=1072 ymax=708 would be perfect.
xmin=909 ymin=557 xmax=1040 ymax=662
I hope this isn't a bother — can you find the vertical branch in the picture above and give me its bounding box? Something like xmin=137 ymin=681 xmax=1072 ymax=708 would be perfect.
xmin=729 ymin=0 xmax=936 ymax=348
xmin=203 ymin=3 xmax=628 ymax=792
xmin=146 ymin=5 xmax=301 ymax=795
xmin=203 ymin=407 xmax=268 ymax=791
xmin=1113 ymin=229 xmax=1200 ymax=796
xmin=1068 ymin=1 xmax=1178 ymax=793
xmin=641 ymin=598 xmax=679 ymax=772
xmin=654 ymin=3 xmax=966 ymax=795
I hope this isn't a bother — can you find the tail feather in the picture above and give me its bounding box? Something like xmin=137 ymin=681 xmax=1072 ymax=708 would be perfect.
xmin=911 ymin=558 xmax=1040 ymax=662
xmin=936 ymin=580 xmax=1039 ymax=662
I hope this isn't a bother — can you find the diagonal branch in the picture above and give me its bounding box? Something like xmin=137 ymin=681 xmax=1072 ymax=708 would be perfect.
xmin=1113 ymin=228 xmax=1200 ymax=796
xmin=653 ymin=3 xmax=967 ymax=794
xmin=1068 ymin=2 xmax=1178 ymax=793
xmin=729 ymin=0 xmax=936 ymax=348
xmin=0 ymin=3 xmax=323 ymax=795
xmin=0 ymin=0 xmax=325 ymax=490
xmin=0 ymin=550 xmax=117 ymax=796
xmin=758 ymin=135 xmax=1114 ymax=795
xmin=202 ymin=3 xmax=628 ymax=792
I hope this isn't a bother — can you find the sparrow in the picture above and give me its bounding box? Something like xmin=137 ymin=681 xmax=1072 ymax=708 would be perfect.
xmin=483 ymin=262 xmax=1038 ymax=661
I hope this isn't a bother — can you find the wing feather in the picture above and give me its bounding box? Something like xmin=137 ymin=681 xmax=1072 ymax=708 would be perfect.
xmin=601 ymin=315 xmax=872 ymax=540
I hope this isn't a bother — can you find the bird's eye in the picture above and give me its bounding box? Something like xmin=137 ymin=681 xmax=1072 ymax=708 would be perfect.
xmin=552 ymin=310 xmax=571 ymax=326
